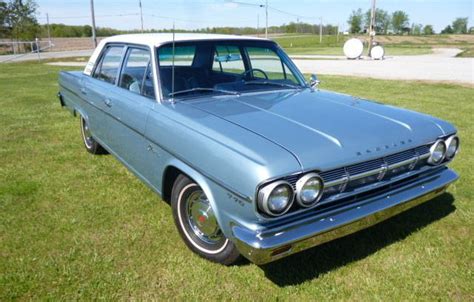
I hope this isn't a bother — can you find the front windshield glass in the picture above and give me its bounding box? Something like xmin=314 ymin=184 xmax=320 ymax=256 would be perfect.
xmin=157 ymin=40 xmax=305 ymax=99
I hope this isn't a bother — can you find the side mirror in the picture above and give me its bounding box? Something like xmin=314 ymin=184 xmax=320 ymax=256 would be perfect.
xmin=309 ymin=74 xmax=320 ymax=88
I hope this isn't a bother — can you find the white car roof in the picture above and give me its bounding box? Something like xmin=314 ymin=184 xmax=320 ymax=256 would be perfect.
xmin=102 ymin=33 xmax=267 ymax=47
xmin=84 ymin=33 xmax=269 ymax=75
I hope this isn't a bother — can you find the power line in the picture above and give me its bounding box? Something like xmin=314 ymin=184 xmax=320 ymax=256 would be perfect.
xmin=37 ymin=13 xmax=140 ymax=20
xmin=267 ymin=5 xmax=314 ymax=20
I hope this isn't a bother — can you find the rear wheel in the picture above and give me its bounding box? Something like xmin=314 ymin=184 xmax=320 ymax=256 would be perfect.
xmin=171 ymin=174 xmax=241 ymax=265
xmin=80 ymin=116 xmax=107 ymax=155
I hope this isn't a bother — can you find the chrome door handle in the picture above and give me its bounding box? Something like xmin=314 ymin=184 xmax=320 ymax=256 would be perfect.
xmin=80 ymin=87 xmax=87 ymax=95
xmin=104 ymin=98 xmax=112 ymax=107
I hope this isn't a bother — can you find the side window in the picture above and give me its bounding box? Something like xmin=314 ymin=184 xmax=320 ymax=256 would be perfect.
xmin=246 ymin=47 xmax=283 ymax=80
xmin=93 ymin=46 xmax=124 ymax=84
xmin=246 ymin=46 xmax=299 ymax=84
xmin=212 ymin=45 xmax=245 ymax=74
xmin=119 ymin=48 xmax=155 ymax=98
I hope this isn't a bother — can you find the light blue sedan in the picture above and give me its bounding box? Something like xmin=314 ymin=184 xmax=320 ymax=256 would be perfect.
xmin=58 ymin=34 xmax=459 ymax=265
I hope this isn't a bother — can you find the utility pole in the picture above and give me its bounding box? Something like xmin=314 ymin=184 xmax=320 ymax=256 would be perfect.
xmin=265 ymin=0 xmax=268 ymax=38
xmin=336 ymin=24 xmax=339 ymax=43
xmin=319 ymin=17 xmax=322 ymax=44
xmin=46 ymin=13 xmax=51 ymax=46
xmin=257 ymin=14 xmax=259 ymax=37
xmin=368 ymin=0 xmax=376 ymax=56
xmin=90 ymin=0 xmax=97 ymax=48
xmin=258 ymin=1 xmax=268 ymax=38
xmin=139 ymin=0 xmax=144 ymax=33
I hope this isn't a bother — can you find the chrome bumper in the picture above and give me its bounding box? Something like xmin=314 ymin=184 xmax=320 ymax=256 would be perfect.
xmin=232 ymin=168 xmax=458 ymax=265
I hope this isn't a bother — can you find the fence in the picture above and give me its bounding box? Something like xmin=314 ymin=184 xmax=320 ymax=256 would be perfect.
xmin=0 ymin=39 xmax=54 ymax=63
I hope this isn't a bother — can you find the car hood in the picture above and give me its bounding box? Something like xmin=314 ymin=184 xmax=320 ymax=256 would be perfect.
xmin=186 ymin=89 xmax=455 ymax=171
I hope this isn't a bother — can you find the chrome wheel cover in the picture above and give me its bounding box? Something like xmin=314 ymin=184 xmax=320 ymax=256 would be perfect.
xmin=81 ymin=118 xmax=94 ymax=148
xmin=185 ymin=190 xmax=223 ymax=245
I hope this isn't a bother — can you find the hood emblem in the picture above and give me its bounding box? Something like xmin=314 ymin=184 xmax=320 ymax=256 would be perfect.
xmin=357 ymin=139 xmax=414 ymax=156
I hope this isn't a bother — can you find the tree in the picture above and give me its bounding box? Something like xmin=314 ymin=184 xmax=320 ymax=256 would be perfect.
xmin=5 ymin=0 xmax=39 ymax=41
xmin=412 ymin=23 xmax=423 ymax=35
xmin=452 ymin=17 xmax=468 ymax=34
xmin=391 ymin=10 xmax=409 ymax=34
xmin=364 ymin=8 xmax=391 ymax=34
xmin=423 ymin=25 xmax=434 ymax=35
xmin=441 ymin=25 xmax=454 ymax=34
xmin=0 ymin=0 xmax=8 ymax=37
xmin=347 ymin=8 xmax=363 ymax=33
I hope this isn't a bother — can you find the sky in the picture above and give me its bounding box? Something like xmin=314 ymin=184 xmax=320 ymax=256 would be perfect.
xmin=36 ymin=0 xmax=473 ymax=33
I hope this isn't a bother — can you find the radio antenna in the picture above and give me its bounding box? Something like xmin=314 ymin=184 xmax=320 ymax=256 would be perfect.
xmin=171 ymin=22 xmax=176 ymax=101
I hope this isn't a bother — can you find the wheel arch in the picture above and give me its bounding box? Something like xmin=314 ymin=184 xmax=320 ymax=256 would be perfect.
xmin=75 ymin=107 xmax=88 ymax=121
xmin=162 ymin=159 xmax=224 ymax=228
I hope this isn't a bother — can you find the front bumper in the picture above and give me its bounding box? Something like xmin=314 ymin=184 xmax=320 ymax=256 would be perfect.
xmin=232 ymin=168 xmax=458 ymax=265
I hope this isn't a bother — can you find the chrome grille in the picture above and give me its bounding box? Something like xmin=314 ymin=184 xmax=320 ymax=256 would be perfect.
xmin=320 ymin=168 xmax=346 ymax=182
xmin=385 ymin=149 xmax=414 ymax=165
xmin=284 ymin=144 xmax=431 ymax=197
xmin=346 ymin=158 xmax=384 ymax=175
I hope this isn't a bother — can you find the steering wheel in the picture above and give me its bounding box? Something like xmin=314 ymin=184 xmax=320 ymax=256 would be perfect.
xmin=241 ymin=68 xmax=269 ymax=80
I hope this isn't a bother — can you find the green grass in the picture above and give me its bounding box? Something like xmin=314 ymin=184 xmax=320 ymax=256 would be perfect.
xmin=1 ymin=62 xmax=473 ymax=300
xmin=456 ymin=47 xmax=474 ymax=58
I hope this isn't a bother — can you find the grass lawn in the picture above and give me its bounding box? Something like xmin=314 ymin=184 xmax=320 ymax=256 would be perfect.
xmin=457 ymin=47 xmax=474 ymax=58
xmin=1 ymin=62 xmax=473 ymax=300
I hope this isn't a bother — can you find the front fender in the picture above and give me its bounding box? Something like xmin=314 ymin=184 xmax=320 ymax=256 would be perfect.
xmin=163 ymin=158 xmax=260 ymax=239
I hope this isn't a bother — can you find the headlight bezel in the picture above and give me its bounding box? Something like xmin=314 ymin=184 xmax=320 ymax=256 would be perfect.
xmin=445 ymin=135 xmax=460 ymax=160
xmin=257 ymin=180 xmax=294 ymax=217
xmin=295 ymin=173 xmax=324 ymax=207
xmin=428 ymin=139 xmax=447 ymax=165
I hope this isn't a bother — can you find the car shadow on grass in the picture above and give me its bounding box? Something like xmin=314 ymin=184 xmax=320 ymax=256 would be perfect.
xmin=259 ymin=193 xmax=455 ymax=286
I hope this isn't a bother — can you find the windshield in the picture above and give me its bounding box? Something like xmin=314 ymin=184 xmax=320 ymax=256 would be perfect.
xmin=157 ymin=40 xmax=305 ymax=99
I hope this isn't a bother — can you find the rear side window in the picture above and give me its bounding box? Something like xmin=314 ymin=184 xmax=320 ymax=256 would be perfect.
xmin=158 ymin=45 xmax=195 ymax=66
xmin=93 ymin=46 xmax=124 ymax=84
xmin=119 ymin=48 xmax=155 ymax=98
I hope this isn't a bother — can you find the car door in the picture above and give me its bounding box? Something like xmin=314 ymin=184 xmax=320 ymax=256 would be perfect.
xmin=85 ymin=44 xmax=126 ymax=145
xmin=100 ymin=46 xmax=157 ymax=180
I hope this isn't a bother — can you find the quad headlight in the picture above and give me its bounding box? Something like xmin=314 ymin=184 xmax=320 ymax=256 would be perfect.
xmin=295 ymin=173 xmax=324 ymax=207
xmin=258 ymin=181 xmax=294 ymax=217
xmin=445 ymin=135 xmax=460 ymax=159
xmin=428 ymin=140 xmax=447 ymax=165
xmin=428 ymin=135 xmax=460 ymax=165
xmin=258 ymin=173 xmax=325 ymax=217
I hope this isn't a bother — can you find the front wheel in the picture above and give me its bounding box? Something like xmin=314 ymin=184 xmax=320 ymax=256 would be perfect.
xmin=80 ymin=116 xmax=107 ymax=155
xmin=171 ymin=175 xmax=241 ymax=265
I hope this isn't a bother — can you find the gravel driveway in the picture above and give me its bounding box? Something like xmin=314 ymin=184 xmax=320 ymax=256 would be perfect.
xmin=293 ymin=48 xmax=473 ymax=85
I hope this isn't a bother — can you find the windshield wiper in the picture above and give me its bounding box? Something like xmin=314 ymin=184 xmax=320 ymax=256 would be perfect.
xmin=168 ymin=87 xmax=240 ymax=97
xmin=244 ymin=80 xmax=301 ymax=89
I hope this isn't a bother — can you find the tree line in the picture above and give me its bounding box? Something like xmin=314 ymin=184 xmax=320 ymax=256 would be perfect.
xmin=347 ymin=8 xmax=471 ymax=35
xmin=1 ymin=0 xmax=472 ymax=42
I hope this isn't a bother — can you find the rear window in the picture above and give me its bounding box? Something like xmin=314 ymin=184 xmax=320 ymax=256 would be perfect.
xmin=158 ymin=45 xmax=196 ymax=66
xmin=93 ymin=46 xmax=124 ymax=84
